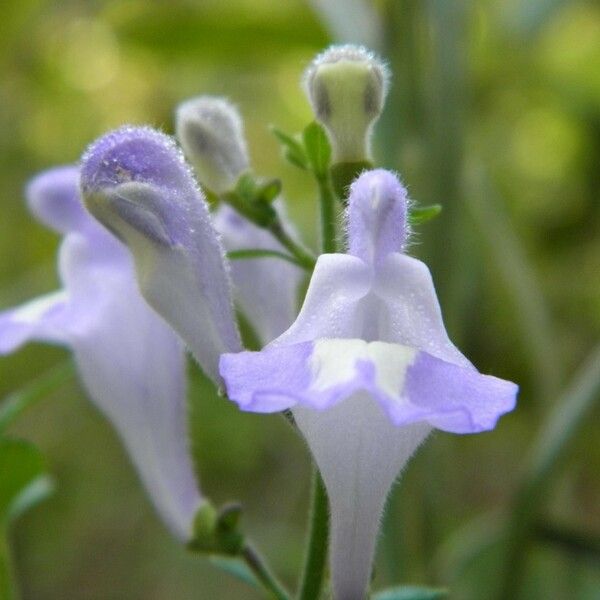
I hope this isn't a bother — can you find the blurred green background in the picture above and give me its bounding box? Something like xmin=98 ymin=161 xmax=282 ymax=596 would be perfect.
xmin=0 ymin=0 xmax=599 ymax=598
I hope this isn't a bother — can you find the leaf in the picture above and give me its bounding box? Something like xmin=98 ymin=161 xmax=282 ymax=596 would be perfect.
xmin=0 ymin=360 xmax=75 ymax=433
xmin=255 ymin=178 xmax=282 ymax=204
xmin=372 ymin=585 xmax=448 ymax=600
xmin=0 ymin=438 xmax=53 ymax=527
xmin=234 ymin=172 xmax=258 ymax=201
xmin=303 ymin=122 xmax=331 ymax=177
xmin=408 ymin=204 xmax=442 ymax=225
xmin=270 ymin=126 xmax=309 ymax=170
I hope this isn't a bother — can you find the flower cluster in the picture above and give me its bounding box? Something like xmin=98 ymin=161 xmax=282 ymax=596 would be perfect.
xmin=0 ymin=45 xmax=517 ymax=599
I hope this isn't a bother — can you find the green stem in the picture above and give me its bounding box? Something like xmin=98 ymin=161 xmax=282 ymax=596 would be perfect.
xmin=268 ymin=222 xmax=317 ymax=270
xmin=241 ymin=542 xmax=291 ymax=600
xmin=297 ymin=470 xmax=329 ymax=600
xmin=316 ymin=175 xmax=337 ymax=254
xmin=534 ymin=522 xmax=600 ymax=564
xmin=0 ymin=535 xmax=18 ymax=600
xmin=227 ymin=249 xmax=308 ymax=269
xmin=0 ymin=360 xmax=75 ymax=432
xmin=497 ymin=345 xmax=600 ymax=600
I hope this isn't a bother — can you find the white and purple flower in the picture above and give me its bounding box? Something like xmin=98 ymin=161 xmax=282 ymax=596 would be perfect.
xmin=0 ymin=44 xmax=519 ymax=600
xmin=0 ymin=166 xmax=202 ymax=540
xmin=220 ymin=169 xmax=518 ymax=599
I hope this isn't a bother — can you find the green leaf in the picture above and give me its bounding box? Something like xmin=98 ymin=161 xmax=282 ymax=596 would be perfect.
xmin=270 ymin=126 xmax=309 ymax=170
xmin=234 ymin=172 xmax=258 ymax=201
xmin=372 ymin=585 xmax=448 ymax=600
xmin=408 ymin=204 xmax=443 ymax=225
xmin=0 ymin=438 xmax=53 ymax=527
xmin=303 ymin=122 xmax=331 ymax=177
xmin=0 ymin=360 xmax=75 ymax=433
xmin=255 ymin=178 xmax=282 ymax=204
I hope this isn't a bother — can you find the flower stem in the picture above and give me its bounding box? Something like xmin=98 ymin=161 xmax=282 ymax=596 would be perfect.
xmin=316 ymin=174 xmax=337 ymax=254
xmin=297 ymin=469 xmax=329 ymax=600
xmin=268 ymin=222 xmax=317 ymax=270
xmin=0 ymin=535 xmax=18 ymax=600
xmin=227 ymin=249 xmax=307 ymax=269
xmin=0 ymin=360 xmax=75 ymax=432
xmin=241 ymin=542 xmax=291 ymax=600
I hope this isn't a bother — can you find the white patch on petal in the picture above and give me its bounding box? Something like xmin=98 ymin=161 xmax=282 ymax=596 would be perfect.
xmin=11 ymin=291 xmax=67 ymax=324
xmin=311 ymin=338 xmax=367 ymax=390
xmin=310 ymin=338 xmax=418 ymax=399
xmin=366 ymin=341 xmax=417 ymax=398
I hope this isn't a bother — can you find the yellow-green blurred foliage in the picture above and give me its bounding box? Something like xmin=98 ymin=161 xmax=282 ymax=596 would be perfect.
xmin=0 ymin=1 xmax=598 ymax=598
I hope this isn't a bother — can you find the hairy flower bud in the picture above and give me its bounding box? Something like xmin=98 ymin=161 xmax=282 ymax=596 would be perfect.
xmin=175 ymin=96 xmax=250 ymax=194
xmin=304 ymin=44 xmax=389 ymax=163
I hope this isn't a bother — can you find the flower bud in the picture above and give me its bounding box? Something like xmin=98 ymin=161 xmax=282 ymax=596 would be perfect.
xmin=304 ymin=44 xmax=388 ymax=163
xmin=175 ymin=96 xmax=250 ymax=194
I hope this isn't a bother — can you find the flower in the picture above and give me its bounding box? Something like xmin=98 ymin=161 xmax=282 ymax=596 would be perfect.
xmin=220 ymin=169 xmax=518 ymax=599
xmin=80 ymin=126 xmax=242 ymax=383
xmin=0 ymin=166 xmax=202 ymax=540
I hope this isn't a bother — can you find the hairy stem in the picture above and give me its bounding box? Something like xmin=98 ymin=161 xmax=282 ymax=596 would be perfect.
xmin=0 ymin=535 xmax=18 ymax=600
xmin=268 ymin=222 xmax=317 ymax=270
xmin=316 ymin=175 xmax=337 ymax=254
xmin=297 ymin=469 xmax=329 ymax=600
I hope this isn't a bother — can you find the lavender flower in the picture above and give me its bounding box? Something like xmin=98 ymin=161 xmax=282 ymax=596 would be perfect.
xmin=80 ymin=126 xmax=242 ymax=383
xmin=0 ymin=166 xmax=202 ymax=540
xmin=220 ymin=169 xmax=518 ymax=599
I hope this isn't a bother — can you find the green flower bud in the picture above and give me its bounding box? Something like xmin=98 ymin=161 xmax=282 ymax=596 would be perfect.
xmin=303 ymin=45 xmax=389 ymax=163
xmin=176 ymin=96 xmax=250 ymax=194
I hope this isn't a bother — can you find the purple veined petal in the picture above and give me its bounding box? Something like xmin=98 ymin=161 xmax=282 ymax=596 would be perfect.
xmin=1 ymin=165 xmax=204 ymax=540
xmin=80 ymin=126 xmax=242 ymax=382
xmin=213 ymin=203 xmax=303 ymax=345
xmin=272 ymin=253 xmax=372 ymax=347
xmin=346 ymin=169 xmax=409 ymax=264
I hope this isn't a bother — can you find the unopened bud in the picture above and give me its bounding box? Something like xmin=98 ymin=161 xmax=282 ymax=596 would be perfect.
xmin=304 ymin=45 xmax=389 ymax=163
xmin=176 ymin=96 xmax=249 ymax=194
